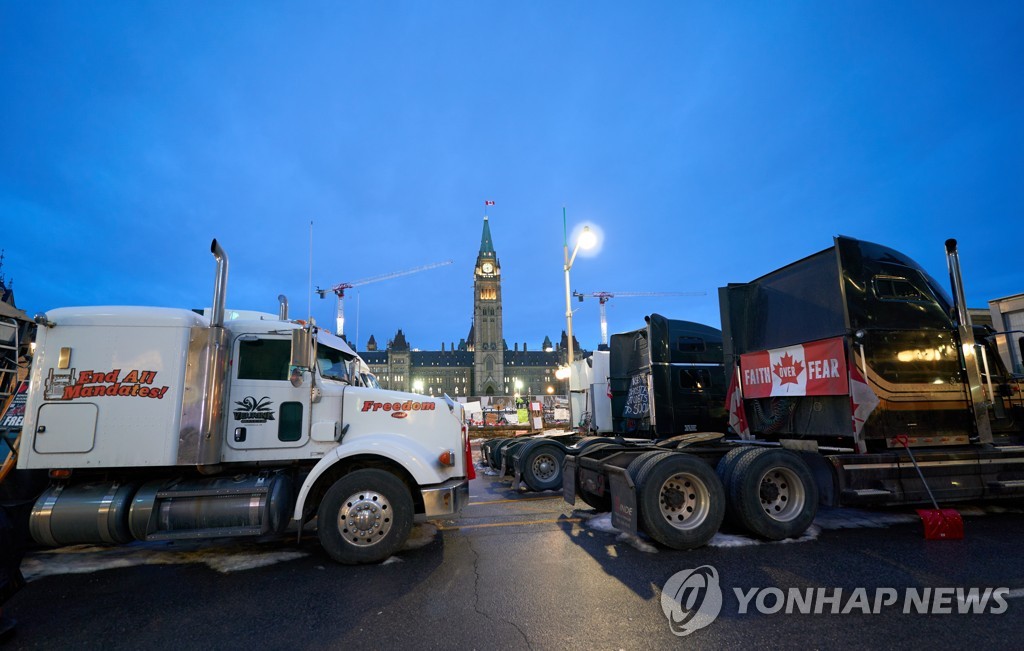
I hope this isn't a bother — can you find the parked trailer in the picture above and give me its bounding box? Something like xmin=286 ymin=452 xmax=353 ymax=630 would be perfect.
xmin=564 ymin=237 xmax=1024 ymax=550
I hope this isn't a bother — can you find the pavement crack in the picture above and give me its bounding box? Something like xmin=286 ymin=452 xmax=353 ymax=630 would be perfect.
xmin=466 ymin=537 xmax=533 ymax=650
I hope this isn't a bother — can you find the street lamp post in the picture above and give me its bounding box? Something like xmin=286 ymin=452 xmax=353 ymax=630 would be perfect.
xmin=562 ymin=208 xmax=597 ymax=428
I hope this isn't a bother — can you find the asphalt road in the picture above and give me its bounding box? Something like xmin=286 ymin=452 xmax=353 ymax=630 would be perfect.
xmin=6 ymin=445 xmax=1024 ymax=650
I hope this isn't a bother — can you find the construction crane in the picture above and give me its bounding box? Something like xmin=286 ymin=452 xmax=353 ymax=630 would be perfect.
xmin=317 ymin=260 xmax=453 ymax=340
xmin=573 ymin=290 xmax=707 ymax=346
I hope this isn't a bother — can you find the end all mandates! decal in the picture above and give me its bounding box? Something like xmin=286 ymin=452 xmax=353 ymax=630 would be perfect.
xmin=44 ymin=368 xmax=170 ymax=400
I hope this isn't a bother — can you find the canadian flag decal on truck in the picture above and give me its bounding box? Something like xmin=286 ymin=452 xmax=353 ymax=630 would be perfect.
xmin=740 ymin=338 xmax=849 ymax=398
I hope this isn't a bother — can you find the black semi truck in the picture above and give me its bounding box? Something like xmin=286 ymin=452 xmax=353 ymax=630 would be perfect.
xmin=562 ymin=236 xmax=1024 ymax=550
xmin=478 ymin=316 xmax=728 ymax=493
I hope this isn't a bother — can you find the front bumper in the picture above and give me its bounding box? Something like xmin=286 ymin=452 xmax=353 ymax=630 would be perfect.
xmin=420 ymin=478 xmax=470 ymax=518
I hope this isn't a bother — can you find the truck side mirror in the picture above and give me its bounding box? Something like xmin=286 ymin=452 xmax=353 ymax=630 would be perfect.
xmin=290 ymin=329 xmax=314 ymax=370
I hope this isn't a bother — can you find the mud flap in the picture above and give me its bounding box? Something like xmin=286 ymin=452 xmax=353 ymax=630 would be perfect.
xmin=607 ymin=465 xmax=638 ymax=537
xmin=563 ymin=456 xmax=577 ymax=505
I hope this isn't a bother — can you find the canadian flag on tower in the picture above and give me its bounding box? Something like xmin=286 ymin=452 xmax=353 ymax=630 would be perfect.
xmin=484 ymin=200 xmax=495 ymax=206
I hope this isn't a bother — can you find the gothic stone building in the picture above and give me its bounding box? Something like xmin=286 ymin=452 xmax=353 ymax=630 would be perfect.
xmin=360 ymin=216 xmax=581 ymax=398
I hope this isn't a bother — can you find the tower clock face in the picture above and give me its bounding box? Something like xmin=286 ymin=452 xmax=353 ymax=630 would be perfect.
xmin=482 ymin=262 xmax=494 ymax=274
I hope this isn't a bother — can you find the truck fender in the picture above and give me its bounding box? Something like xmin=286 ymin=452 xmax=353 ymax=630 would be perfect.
xmin=293 ymin=433 xmax=448 ymax=520
xmin=798 ymin=451 xmax=838 ymax=507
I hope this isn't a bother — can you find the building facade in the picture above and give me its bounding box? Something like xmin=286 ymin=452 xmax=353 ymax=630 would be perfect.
xmin=360 ymin=216 xmax=581 ymax=398
xmin=990 ymin=293 xmax=1024 ymax=374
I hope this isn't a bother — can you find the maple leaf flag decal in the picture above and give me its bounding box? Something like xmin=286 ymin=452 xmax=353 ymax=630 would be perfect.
xmin=773 ymin=352 xmax=804 ymax=385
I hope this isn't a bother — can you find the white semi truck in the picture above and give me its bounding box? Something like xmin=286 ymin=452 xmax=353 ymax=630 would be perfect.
xmin=17 ymin=240 xmax=473 ymax=564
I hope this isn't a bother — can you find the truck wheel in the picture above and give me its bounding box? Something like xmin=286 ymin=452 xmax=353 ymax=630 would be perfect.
xmin=502 ymin=439 xmax=529 ymax=475
xmin=492 ymin=439 xmax=516 ymax=471
xmin=715 ymin=446 xmax=760 ymax=526
xmin=728 ymin=448 xmax=818 ymax=540
xmin=317 ymin=469 xmax=414 ymax=565
xmin=521 ymin=445 xmax=565 ymax=492
xmin=637 ymin=453 xmax=725 ymax=550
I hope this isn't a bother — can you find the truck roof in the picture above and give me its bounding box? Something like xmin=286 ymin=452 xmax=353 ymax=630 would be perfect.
xmin=719 ymin=235 xmax=956 ymax=355
xmin=44 ymin=305 xmax=361 ymax=359
xmin=45 ymin=306 xmax=208 ymax=328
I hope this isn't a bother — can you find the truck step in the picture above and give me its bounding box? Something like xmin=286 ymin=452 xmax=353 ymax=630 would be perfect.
xmin=155 ymin=486 xmax=270 ymax=499
xmin=987 ymin=480 xmax=1024 ymax=494
xmin=840 ymin=488 xmax=893 ymax=504
xmin=144 ymin=525 xmax=266 ymax=541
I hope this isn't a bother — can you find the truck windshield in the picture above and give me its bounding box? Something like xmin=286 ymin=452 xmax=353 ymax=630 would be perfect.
xmin=861 ymin=240 xmax=954 ymax=313
xmin=318 ymin=346 xmax=356 ymax=382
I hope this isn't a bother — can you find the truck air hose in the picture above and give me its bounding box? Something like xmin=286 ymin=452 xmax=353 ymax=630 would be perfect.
xmin=751 ymin=397 xmax=795 ymax=434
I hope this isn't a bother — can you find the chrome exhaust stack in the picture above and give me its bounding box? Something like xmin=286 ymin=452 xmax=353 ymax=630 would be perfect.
xmin=210 ymin=239 xmax=228 ymax=328
xmin=177 ymin=240 xmax=231 ymax=470
xmin=945 ymin=239 xmax=993 ymax=444
xmin=198 ymin=240 xmax=230 ymax=470
xmin=278 ymin=294 xmax=289 ymax=321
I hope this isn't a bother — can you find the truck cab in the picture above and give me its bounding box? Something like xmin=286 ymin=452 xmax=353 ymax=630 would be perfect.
xmin=18 ymin=240 xmax=471 ymax=564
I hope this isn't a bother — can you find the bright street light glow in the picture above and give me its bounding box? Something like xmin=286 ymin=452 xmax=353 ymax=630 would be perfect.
xmin=578 ymin=227 xmax=597 ymax=250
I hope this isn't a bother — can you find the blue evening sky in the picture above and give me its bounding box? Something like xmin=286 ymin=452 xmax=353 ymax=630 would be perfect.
xmin=2 ymin=2 xmax=1022 ymax=351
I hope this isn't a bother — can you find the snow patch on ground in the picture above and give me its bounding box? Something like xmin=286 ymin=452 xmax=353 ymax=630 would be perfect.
xmin=22 ymin=541 xmax=308 ymax=581
xmin=616 ymin=532 xmax=659 ymax=553
xmin=22 ymin=523 xmax=439 ymax=581
xmin=709 ymin=525 xmax=821 ymax=548
xmin=402 ymin=523 xmax=438 ymax=551
xmin=580 ymin=512 xmax=658 ymax=553
xmin=481 ymin=468 xmax=500 ymax=476
xmin=582 ymin=512 xmax=619 ymax=534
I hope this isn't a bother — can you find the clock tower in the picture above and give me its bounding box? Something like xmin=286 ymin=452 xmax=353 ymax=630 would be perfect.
xmin=473 ymin=216 xmax=504 ymax=395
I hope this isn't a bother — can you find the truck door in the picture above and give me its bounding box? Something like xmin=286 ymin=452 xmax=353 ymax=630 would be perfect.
xmin=859 ymin=267 xmax=973 ymax=444
xmin=980 ymin=337 xmax=1023 ymax=434
xmin=227 ymin=335 xmax=309 ymax=450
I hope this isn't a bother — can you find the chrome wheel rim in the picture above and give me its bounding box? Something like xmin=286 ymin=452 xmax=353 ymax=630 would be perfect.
xmin=657 ymin=472 xmax=711 ymax=531
xmin=758 ymin=467 xmax=805 ymax=522
xmin=338 ymin=490 xmax=393 ymax=546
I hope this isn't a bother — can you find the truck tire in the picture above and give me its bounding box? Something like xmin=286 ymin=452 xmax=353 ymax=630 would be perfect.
xmin=627 ymin=450 xmax=673 ymax=489
xmin=492 ymin=439 xmax=516 ymax=471
xmin=317 ymin=469 xmax=414 ymax=565
xmin=521 ymin=445 xmax=565 ymax=492
xmin=636 ymin=453 xmax=725 ymax=550
xmin=573 ymin=436 xmax=609 ymax=451
xmin=728 ymin=448 xmax=818 ymax=541
xmin=715 ymin=445 xmax=760 ymax=526
xmin=502 ymin=439 xmax=532 ymax=474
xmin=484 ymin=439 xmax=505 ymax=468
